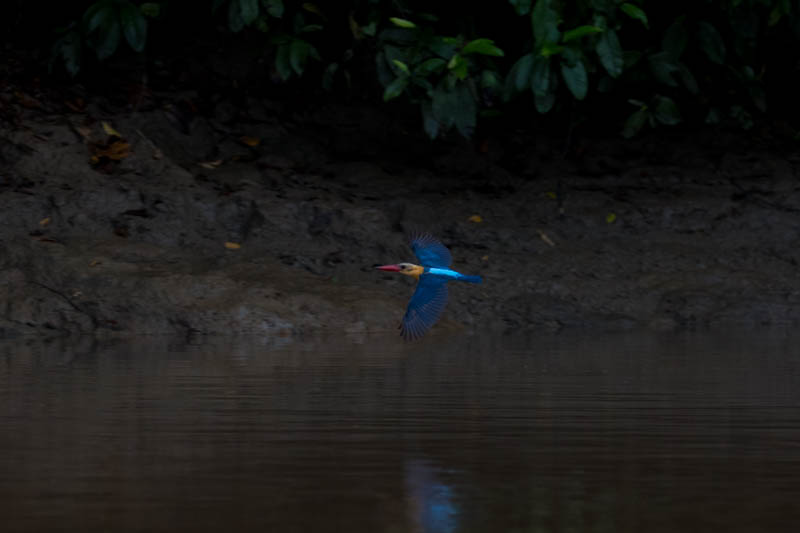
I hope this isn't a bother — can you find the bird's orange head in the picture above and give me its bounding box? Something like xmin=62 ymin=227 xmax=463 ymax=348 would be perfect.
xmin=376 ymin=262 xmax=424 ymax=279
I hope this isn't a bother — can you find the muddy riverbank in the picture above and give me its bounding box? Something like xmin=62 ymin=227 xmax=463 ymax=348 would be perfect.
xmin=2 ymin=78 xmax=800 ymax=338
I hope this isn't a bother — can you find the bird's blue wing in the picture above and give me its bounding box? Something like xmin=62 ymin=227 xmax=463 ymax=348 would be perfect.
xmin=400 ymin=275 xmax=449 ymax=341
xmin=410 ymin=233 xmax=452 ymax=268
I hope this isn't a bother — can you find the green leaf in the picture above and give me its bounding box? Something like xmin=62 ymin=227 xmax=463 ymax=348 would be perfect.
xmin=421 ymin=102 xmax=439 ymax=139
xmin=561 ymin=58 xmax=588 ymax=100
xmin=83 ymin=1 xmax=112 ymax=33
xmin=532 ymin=0 xmax=560 ymax=47
xmin=322 ymin=62 xmax=338 ymax=90
xmin=382 ymin=44 xmax=405 ymax=67
xmin=509 ymin=0 xmax=533 ymax=15
xmin=535 ymin=90 xmax=556 ymax=113
xmin=768 ymin=3 xmax=784 ymax=26
xmin=696 ymin=21 xmax=725 ymax=64
xmin=481 ymin=70 xmax=500 ymax=89
xmin=428 ymin=37 xmax=458 ymax=59
xmin=119 ymin=1 xmax=147 ymax=52
xmin=239 ymin=0 xmax=259 ymax=24
xmin=86 ymin=2 xmax=121 ymax=60
xmin=503 ymin=53 xmax=531 ymax=100
xmin=563 ymin=25 xmax=603 ymax=42
xmin=530 ymin=55 xmax=551 ymax=95
xmin=512 ymin=53 xmax=535 ymax=91
xmin=447 ymin=54 xmax=468 ymax=80
xmin=620 ymin=3 xmax=648 ymax=28
xmin=411 ymin=77 xmax=433 ymax=92
xmin=275 ymin=43 xmax=292 ymax=80
xmin=648 ymin=51 xmax=679 ymax=87
xmin=652 ymin=95 xmax=681 ymax=125
xmin=677 ymin=62 xmax=698 ymax=94
xmin=540 ymin=42 xmax=564 ymax=57
xmin=361 ymin=20 xmax=377 ymax=36
xmin=432 ymin=84 xmax=476 ymax=136
xmin=228 ymin=0 xmax=245 ymax=32
xmin=622 ymin=108 xmax=648 ymax=138
xmin=389 ymin=17 xmax=416 ymax=29
xmin=432 ymin=86 xmax=455 ymax=129
xmin=375 ymin=51 xmax=393 ymax=86
xmin=383 ymin=76 xmax=408 ymax=101
xmin=414 ymin=58 xmax=446 ymax=77
xmin=96 ymin=22 xmax=121 ymax=60
xmin=596 ymin=29 xmax=623 ymax=77
xmin=392 ymin=59 xmax=410 ymax=75
xmin=533 ymin=58 xmax=557 ymax=113
xmin=662 ymin=18 xmax=687 ymax=60
xmin=289 ymin=39 xmax=310 ymax=75
xmin=53 ymin=30 xmax=82 ymax=77
xmin=461 ymin=38 xmax=504 ymax=56
xmin=452 ymin=84 xmax=477 ymax=138
xmin=261 ymin=0 xmax=284 ymax=18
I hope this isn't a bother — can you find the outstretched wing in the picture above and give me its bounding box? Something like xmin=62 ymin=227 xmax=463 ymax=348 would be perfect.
xmin=410 ymin=233 xmax=452 ymax=268
xmin=400 ymin=275 xmax=449 ymax=341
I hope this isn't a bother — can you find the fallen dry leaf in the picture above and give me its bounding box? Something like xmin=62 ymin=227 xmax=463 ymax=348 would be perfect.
xmin=224 ymin=242 xmax=241 ymax=250
xmin=64 ymin=98 xmax=86 ymax=112
xmin=199 ymin=159 xmax=223 ymax=169
xmin=89 ymin=260 xmax=102 ymax=267
xmin=102 ymin=121 xmax=123 ymax=138
xmin=239 ymin=136 xmax=261 ymax=147
xmin=468 ymin=215 xmax=483 ymax=223
xmin=15 ymin=91 xmax=42 ymax=109
xmin=537 ymin=229 xmax=556 ymax=247
xmin=75 ymin=125 xmax=93 ymax=140
xmin=92 ymin=140 xmax=131 ymax=161
xmin=39 ymin=217 xmax=51 ymax=227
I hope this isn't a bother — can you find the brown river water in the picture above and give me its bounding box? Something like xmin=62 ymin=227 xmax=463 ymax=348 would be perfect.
xmin=2 ymin=330 xmax=800 ymax=532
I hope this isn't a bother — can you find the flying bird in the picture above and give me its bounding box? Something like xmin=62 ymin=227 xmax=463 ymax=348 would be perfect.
xmin=376 ymin=233 xmax=482 ymax=340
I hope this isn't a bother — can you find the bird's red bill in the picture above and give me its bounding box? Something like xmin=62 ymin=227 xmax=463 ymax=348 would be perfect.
xmin=376 ymin=264 xmax=401 ymax=272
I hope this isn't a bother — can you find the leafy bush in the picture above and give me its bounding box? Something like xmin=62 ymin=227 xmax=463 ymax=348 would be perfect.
xmin=43 ymin=0 xmax=800 ymax=139
xmin=375 ymin=16 xmax=504 ymax=138
xmin=51 ymin=0 xmax=157 ymax=77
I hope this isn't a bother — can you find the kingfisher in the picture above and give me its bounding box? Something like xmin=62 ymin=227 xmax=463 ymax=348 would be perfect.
xmin=376 ymin=233 xmax=482 ymax=340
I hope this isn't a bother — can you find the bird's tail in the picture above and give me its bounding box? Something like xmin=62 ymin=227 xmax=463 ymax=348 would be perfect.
xmin=460 ymin=275 xmax=482 ymax=284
